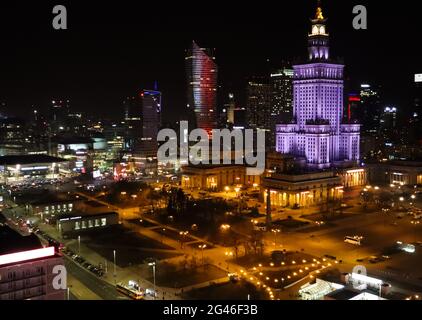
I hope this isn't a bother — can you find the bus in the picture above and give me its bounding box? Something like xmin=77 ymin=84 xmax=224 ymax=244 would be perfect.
xmin=116 ymin=282 xmax=144 ymax=300
xmin=344 ymin=236 xmax=363 ymax=246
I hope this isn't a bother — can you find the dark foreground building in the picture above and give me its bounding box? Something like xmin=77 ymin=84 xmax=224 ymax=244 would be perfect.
xmin=0 ymin=225 xmax=66 ymax=300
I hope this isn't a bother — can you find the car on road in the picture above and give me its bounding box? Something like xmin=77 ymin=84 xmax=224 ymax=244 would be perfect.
xmin=369 ymin=256 xmax=384 ymax=264
xmin=228 ymin=273 xmax=240 ymax=282
xmin=253 ymin=223 xmax=267 ymax=232
xmin=344 ymin=236 xmax=363 ymax=246
xmin=87 ymin=264 xmax=95 ymax=271
xmin=75 ymin=257 xmax=85 ymax=264
xmin=324 ymin=255 xmax=337 ymax=261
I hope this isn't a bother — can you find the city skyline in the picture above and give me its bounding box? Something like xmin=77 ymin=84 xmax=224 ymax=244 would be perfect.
xmin=0 ymin=0 xmax=421 ymax=304
xmin=0 ymin=0 xmax=421 ymax=122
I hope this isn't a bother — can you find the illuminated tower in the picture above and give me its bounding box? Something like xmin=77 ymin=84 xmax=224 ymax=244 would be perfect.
xmin=127 ymin=90 xmax=162 ymax=174
xmin=185 ymin=41 xmax=218 ymax=136
xmin=276 ymin=1 xmax=361 ymax=168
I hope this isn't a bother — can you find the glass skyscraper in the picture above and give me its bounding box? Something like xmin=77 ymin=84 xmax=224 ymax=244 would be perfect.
xmin=185 ymin=41 xmax=218 ymax=136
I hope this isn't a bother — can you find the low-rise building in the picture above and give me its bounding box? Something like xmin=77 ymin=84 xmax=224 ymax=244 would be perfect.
xmin=181 ymin=164 xmax=261 ymax=191
xmin=0 ymin=155 xmax=69 ymax=184
xmin=53 ymin=137 xmax=94 ymax=175
xmin=261 ymin=170 xmax=343 ymax=208
xmin=367 ymin=160 xmax=422 ymax=186
xmin=56 ymin=211 xmax=119 ymax=238
xmin=13 ymin=191 xmax=84 ymax=223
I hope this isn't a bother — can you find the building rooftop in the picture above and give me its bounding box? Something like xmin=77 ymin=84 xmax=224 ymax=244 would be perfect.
xmin=53 ymin=137 xmax=94 ymax=145
xmin=0 ymin=225 xmax=42 ymax=255
xmin=57 ymin=211 xmax=118 ymax=221
xmin=264 ymin=170 xmax=340 ymax=183
xmin=183 ymin=164 xmax=252 ymax=170
xmin=325 ymin=288 xmax=361 ymax=300
xmin=14 ymin=191 xmax=83 ymax=206
xmin=0 ymin=155 xmax=67 ymax=166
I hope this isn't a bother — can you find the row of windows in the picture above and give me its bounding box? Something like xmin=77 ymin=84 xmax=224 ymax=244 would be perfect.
xmin=44 ymin=203 xmax=73 ymax=213
xmin=74 ymin=218 xmax=107 ymax=230
xmin=3 ymin=267 xmax=44 ymax=282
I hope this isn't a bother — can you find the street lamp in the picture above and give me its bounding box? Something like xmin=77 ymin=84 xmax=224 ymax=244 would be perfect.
xmin=113 ymin=250 xmax=117 ymax=283
xmin=148 ymin=262 xmax=156 ymax=300
xmin=224 ymin=251 xmax=233 ymax=271
xmin=179 ymin=231 xmax=189 ymax=248
xmin=78 ymin=235 xmax=81 ymax=255
xmin=220 ymin=224 xmax=231 ymax=231
xmin=271 ymin=229 xmax=281 ymax=248
xmin=198 ymin=244 xmax=207 ymax=266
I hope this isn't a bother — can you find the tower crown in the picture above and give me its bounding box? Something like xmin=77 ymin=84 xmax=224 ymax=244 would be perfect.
xmin=308 ymin=0 xmax=329 ymax=61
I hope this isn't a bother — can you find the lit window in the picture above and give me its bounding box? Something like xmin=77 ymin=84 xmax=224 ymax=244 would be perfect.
xmin=101 ymin=218 xmax=106 ymax=226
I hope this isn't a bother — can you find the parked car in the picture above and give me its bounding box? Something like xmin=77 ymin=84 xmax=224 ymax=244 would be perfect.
xmin=324 ymin=254 xmax=337 ymax=261
xmin=253 ymin=223 xmax=267 ymax=232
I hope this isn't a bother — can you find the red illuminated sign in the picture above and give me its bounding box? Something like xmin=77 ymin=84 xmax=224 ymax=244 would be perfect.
xmin=348 ymin=97 xmax=361 ymax=102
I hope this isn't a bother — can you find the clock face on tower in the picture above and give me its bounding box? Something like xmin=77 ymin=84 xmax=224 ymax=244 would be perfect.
xmin=319 ymin=26 xmax=325 ymax=34
xmin=312 ymin=26 xmax=318 ymax=35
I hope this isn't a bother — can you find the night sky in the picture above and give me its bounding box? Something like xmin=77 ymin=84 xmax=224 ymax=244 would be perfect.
xmin=0 ymin=0 xmax=420 ymax=122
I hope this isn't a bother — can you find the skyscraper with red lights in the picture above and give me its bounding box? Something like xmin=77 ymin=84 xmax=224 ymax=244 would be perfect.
xmin=185 ymin=41 xmax=218 ymax=136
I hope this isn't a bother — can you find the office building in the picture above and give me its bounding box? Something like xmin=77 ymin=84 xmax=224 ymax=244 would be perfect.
xmin=0 ymin=117 xmax=27 ymax=156
xmin=121 ymin=90 xmax=162 ymax=174
xmin=50 ymin=99 xmax=71 ymax=135
xmin=360 ymin=84 xmax=382 ymax=134
xmin=246 ymin=77 xmax=271 ymax=130
xmin=410 ymin=74 xmax=422 ymax=145
xmin=270 ymin=67 xmax=294 ymax=123
xmin=132 ymin=90 xmax=162 ymax=174
xmin=185 ymin=41 xmax=218 ymax=136
xmin=0 ymin=226 xmax=65 ymax=300
xmin=270 ymin=67 xmax=294 ymax=149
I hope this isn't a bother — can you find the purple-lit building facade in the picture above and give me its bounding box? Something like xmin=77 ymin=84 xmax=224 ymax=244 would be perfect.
xmin=276 ymin=5 xmax=360 ymax=170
